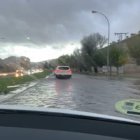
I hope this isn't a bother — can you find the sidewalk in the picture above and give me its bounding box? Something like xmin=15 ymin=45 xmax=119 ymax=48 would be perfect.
xmin=75 ymin=72 xmax=140 ymax=82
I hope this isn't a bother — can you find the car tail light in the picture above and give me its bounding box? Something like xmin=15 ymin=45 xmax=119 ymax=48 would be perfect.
xmin=55 ymin=69 xmax=61 ymax=73
xmin=67 ymin=69 xmax=72 ymax=74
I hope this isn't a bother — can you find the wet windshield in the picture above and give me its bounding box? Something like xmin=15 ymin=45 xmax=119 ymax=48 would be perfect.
xmin=0 ymin=0 xmax=140 ymax=122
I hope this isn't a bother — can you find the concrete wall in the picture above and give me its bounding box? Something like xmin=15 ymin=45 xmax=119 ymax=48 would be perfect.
xmin=100 ymin=64 xmax=140 ymax=74
xmin=124 ymin=64 xmax=140 ymax=73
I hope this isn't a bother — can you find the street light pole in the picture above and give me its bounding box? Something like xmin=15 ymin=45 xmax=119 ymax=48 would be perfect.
xmin=92 ymin=11 xmax=110 ymax=77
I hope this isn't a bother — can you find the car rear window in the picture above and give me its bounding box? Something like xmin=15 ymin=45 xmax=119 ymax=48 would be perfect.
xmin=58 ymin=67 xmax=70 ymax=70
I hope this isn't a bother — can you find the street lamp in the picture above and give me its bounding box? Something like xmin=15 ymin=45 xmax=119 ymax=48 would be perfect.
xmin=91 ymin=10 xmax=110 ymax=77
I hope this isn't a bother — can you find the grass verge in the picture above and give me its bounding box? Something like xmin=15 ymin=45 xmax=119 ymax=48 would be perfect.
xmin=0 ymin=70 xmax=50 ymax=94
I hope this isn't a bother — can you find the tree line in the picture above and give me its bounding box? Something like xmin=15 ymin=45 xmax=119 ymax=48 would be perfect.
xmin=44 ymin=33 xmax=140 ymax=75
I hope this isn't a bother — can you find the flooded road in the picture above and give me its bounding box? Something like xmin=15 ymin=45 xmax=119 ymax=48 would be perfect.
xmin=2 ymin=74 xmax=140 ymax=121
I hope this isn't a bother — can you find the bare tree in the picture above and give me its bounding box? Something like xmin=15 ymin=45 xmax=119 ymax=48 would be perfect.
xmin=20 ymin=57 xmax=30 ymax=70
xmin=81 ymin=33 xmax=106 ymax=72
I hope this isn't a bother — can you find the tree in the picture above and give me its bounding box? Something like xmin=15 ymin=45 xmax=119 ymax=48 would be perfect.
xmin=20 ymin=57 xmax=30 ymax=70
xmin=81 ymin=33 xmax=106 ymax=72
xmin=127 ymin=41 xmax=140 ymax=65
xmin=109 ymin=45 xmax=128 ymax=75
xmin=125 ymin=35 xmax=140 ymax=65
xmin=44 ymin=61 xmax=49 ymax=69
xmin=58 ymin=55 xmax=70 ymax=65
xmin=93 ymin=50 xmax=106 ymax=67
xmin=72 ymin=49 xmax=85 ymax=71
xmin=48 ymin=59 xmax=58 ymax=69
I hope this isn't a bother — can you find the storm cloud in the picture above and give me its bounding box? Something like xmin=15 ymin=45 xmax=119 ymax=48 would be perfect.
xmin=0 ymin=0 xmax=139 ymax=45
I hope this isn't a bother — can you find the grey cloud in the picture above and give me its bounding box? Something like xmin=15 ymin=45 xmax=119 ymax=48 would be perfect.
xmin=0 ymin=0 xmax=139 ymax=45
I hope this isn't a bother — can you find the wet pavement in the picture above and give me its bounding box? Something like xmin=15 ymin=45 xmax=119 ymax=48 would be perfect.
xmin=1 ymin=74 xmax=140 ymax=121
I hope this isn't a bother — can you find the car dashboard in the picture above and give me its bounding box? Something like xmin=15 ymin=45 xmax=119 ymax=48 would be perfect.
xmin=0 ymin=105 xmax=139 ymax=140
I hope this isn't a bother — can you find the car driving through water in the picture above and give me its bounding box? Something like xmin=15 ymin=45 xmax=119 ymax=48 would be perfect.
xmin=54 ymin=66 xmax=72 ymax=79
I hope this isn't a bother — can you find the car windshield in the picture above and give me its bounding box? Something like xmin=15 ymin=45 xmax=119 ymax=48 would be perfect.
xmin=0 ymin=0 xmax=140 ymax=123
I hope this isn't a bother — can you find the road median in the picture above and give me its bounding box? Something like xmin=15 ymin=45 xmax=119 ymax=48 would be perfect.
xmin=0 ymin=70 xmax=50 ymax=94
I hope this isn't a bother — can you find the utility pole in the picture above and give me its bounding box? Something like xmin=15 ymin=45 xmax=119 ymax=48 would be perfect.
xmin=114 ymin=33 xmax=128 ymax=42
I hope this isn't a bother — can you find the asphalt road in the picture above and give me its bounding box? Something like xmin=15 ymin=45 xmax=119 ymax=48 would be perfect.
xmin=2 ymin=74 xmax=140 ymax=121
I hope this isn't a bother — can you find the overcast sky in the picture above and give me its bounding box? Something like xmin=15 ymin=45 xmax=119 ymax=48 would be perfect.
xmin=0 ymin=0 xmax=140 ymax=62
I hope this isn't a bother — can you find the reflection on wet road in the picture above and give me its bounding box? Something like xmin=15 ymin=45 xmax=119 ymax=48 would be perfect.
xmin=2 ymin=74 xmax=140 ymax=121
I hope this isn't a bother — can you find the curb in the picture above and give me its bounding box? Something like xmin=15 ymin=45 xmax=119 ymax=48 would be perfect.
xmin=0 ymin=74 xmax=51 ymax=103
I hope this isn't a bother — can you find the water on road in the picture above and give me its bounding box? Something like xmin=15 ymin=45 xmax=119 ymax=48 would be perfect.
xmin=1 ymin=74 xmax=140 ymax=121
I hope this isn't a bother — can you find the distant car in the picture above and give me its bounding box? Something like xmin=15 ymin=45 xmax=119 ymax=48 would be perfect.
xmin=15 ymin=70 xmax=24 ymax=77
xmin=54 ymin=66 xmax=72 ymax=79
